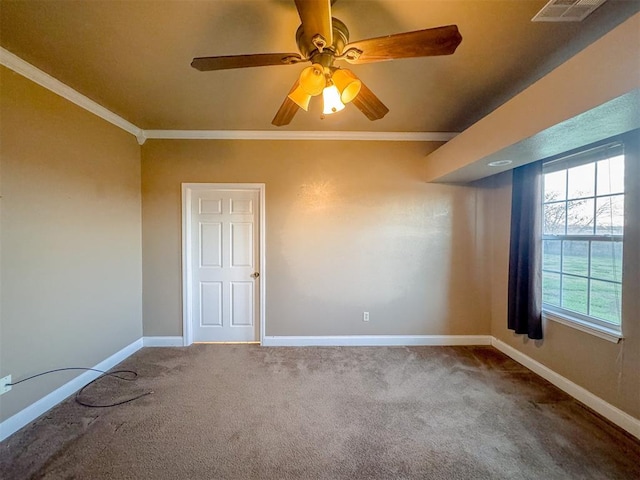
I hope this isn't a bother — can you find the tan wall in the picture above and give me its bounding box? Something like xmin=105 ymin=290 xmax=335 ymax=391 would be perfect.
xmin=141 ymin=140 xmax=491 ymax=338
xmin=0 ymin=67 xmax=143 ymax=422
xmin=480 ymin=137 xmax=640 ymax=418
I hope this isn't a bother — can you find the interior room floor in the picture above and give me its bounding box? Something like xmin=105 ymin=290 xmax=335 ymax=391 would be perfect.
xmin=1 ymin=345 xmax=639 ymax=479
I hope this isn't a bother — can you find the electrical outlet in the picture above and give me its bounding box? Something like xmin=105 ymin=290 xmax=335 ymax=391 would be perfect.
xmin=0 ymin=375 xmax=12 ymax=395
xmin=363 ymin=312 xmax=370 ymax=322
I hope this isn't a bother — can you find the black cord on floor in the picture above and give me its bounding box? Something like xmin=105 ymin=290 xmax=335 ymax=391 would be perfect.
xmin=7 ymin=367 xmax=152 ymax=408
xmin=75 ymin=370 xmax=152 ymax=408
xmin=8 ymin=367 xmax=129 ymax=385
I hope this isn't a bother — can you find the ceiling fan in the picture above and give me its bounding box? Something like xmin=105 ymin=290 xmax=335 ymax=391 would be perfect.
xmin=191 ymin=0 xmax=462 ymax=126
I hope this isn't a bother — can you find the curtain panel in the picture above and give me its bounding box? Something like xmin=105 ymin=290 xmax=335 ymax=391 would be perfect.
xmin=508 ymin=161 xmax=543 ymax=339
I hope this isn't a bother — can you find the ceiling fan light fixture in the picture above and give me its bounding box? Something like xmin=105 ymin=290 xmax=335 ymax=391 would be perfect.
xmin=287 ymin=85 xmax=312 ymax=111
xmin=322 ymin=82 xmax=345 ymax=115
xmin=332 ymin=69 xmax=361 ymax=104
xmin=298 ymin=63 xmax=326 ymax=95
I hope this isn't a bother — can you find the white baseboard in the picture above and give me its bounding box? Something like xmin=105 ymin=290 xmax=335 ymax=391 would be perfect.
xmin=0 ymin=338 xmax=143 ymax=442
xmin=491 ymin=337 xmax=640 ymax=440
xmin=261 ymin=335 xmax=492 ymax=347
xmin=142 ymin=336 xmax=184 ymax=347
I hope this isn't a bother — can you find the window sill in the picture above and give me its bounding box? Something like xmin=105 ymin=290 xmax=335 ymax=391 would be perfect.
xmin=543 ymin=309 xmax=623 ymax=343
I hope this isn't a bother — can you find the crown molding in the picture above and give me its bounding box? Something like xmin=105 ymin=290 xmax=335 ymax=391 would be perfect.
xmin=0 ymin=47 xmax=146 ymax=144
xmin=1 ymin=47 xmax=457 ymax=145
xmin=143 ymin=130 xmax=457 ymax=142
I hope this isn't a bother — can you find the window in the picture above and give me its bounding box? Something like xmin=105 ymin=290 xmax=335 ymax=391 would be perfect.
xmin=542 ymin=143 xmax=625 ymax=338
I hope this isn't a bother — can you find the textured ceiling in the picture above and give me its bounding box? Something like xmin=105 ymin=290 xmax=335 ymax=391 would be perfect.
xmin=1 ymin=0 xmax=638 ymax=132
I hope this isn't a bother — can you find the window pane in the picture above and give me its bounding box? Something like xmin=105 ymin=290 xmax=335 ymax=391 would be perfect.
xmin=567 ymin=162 xmax=595 ymax=199
xmin=542 ymin=272 xmax=561 ymax=306
xmin=542 ymin=145 xmax=625 ymax=333
xmin=562 ymin=241 xmax=589 ymax=276
xmin=566 ymin=198 xmax=594 ymax=235
xmin=543 ymin=240 xmax=561 ymax=271
xmin=561 ymin=275 xmax=588 ymax=314
xmin=544 ymin=202 xmax=566 ymax=235
xmin=544 ymin=170 xmax=567 ymax=202
xmin=596 ymin=155 xmax=624 ymax=196
xmin=595 ymin=195 xmax=624 ymax=235
xmin=590 ymin=241 xmax=623 ymax=282
xmin=589 ymin=280 xmax=622 ymax=325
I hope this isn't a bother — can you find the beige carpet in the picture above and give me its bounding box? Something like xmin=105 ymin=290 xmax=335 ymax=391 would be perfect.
xmin=1 ymin=345 xmax=639 ymax=479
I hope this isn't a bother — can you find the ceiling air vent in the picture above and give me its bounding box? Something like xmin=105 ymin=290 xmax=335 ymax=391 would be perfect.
xmin=532 ymin=0 xmax=607 ymax=22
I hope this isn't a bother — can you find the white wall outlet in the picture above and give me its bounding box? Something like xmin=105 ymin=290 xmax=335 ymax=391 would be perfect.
xmin=0 ymin=375 xmax=12 ymax=395
xmin=363 ymin=312 xmax=370 ymax=322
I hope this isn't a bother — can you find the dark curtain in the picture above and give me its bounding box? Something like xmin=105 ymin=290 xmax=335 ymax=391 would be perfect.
xmin=508 ymin=161 xmax=543 ymax=339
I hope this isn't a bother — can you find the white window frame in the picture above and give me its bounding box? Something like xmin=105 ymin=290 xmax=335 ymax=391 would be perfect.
xmin=541 ymin=143 xmax=625 ymax=343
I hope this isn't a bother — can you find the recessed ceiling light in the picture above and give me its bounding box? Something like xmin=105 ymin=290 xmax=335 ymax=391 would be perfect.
xmin=488 ymin=160 xmax=513 ymax=167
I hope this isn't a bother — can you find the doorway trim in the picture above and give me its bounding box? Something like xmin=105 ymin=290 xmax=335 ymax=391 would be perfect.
xmin=181 ymin=183 xmax=266 ymax=346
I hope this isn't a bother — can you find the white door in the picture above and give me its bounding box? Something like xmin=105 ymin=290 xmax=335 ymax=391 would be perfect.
xmin=185 ymin=185 xmax=262 ymax=343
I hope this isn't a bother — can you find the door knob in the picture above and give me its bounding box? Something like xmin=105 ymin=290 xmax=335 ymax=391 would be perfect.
xmin=251 ymin=272 xmax=260 ymax=278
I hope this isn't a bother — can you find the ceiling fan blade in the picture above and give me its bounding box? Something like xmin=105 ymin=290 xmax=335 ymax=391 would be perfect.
xmin=351 ymin=81 xmax=389 ymax=121
xmin=191 ymin=53 xmax=304 ymax=71
xmin=294 ymin=0 xmax=333 ymax=48
xmin=272 ymin=81 xmax=301 ymax=126
xmin=344 ymin=25 xmax=462 ymax=64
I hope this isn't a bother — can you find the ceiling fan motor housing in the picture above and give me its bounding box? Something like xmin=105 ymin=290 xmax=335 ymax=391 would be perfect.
xmin=296 ymin=17 xmax=349 ymax=62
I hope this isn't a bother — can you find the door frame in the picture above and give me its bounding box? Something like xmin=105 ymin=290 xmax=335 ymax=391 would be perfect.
xmin=181 ymin=183 xmax=266 ymax=346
